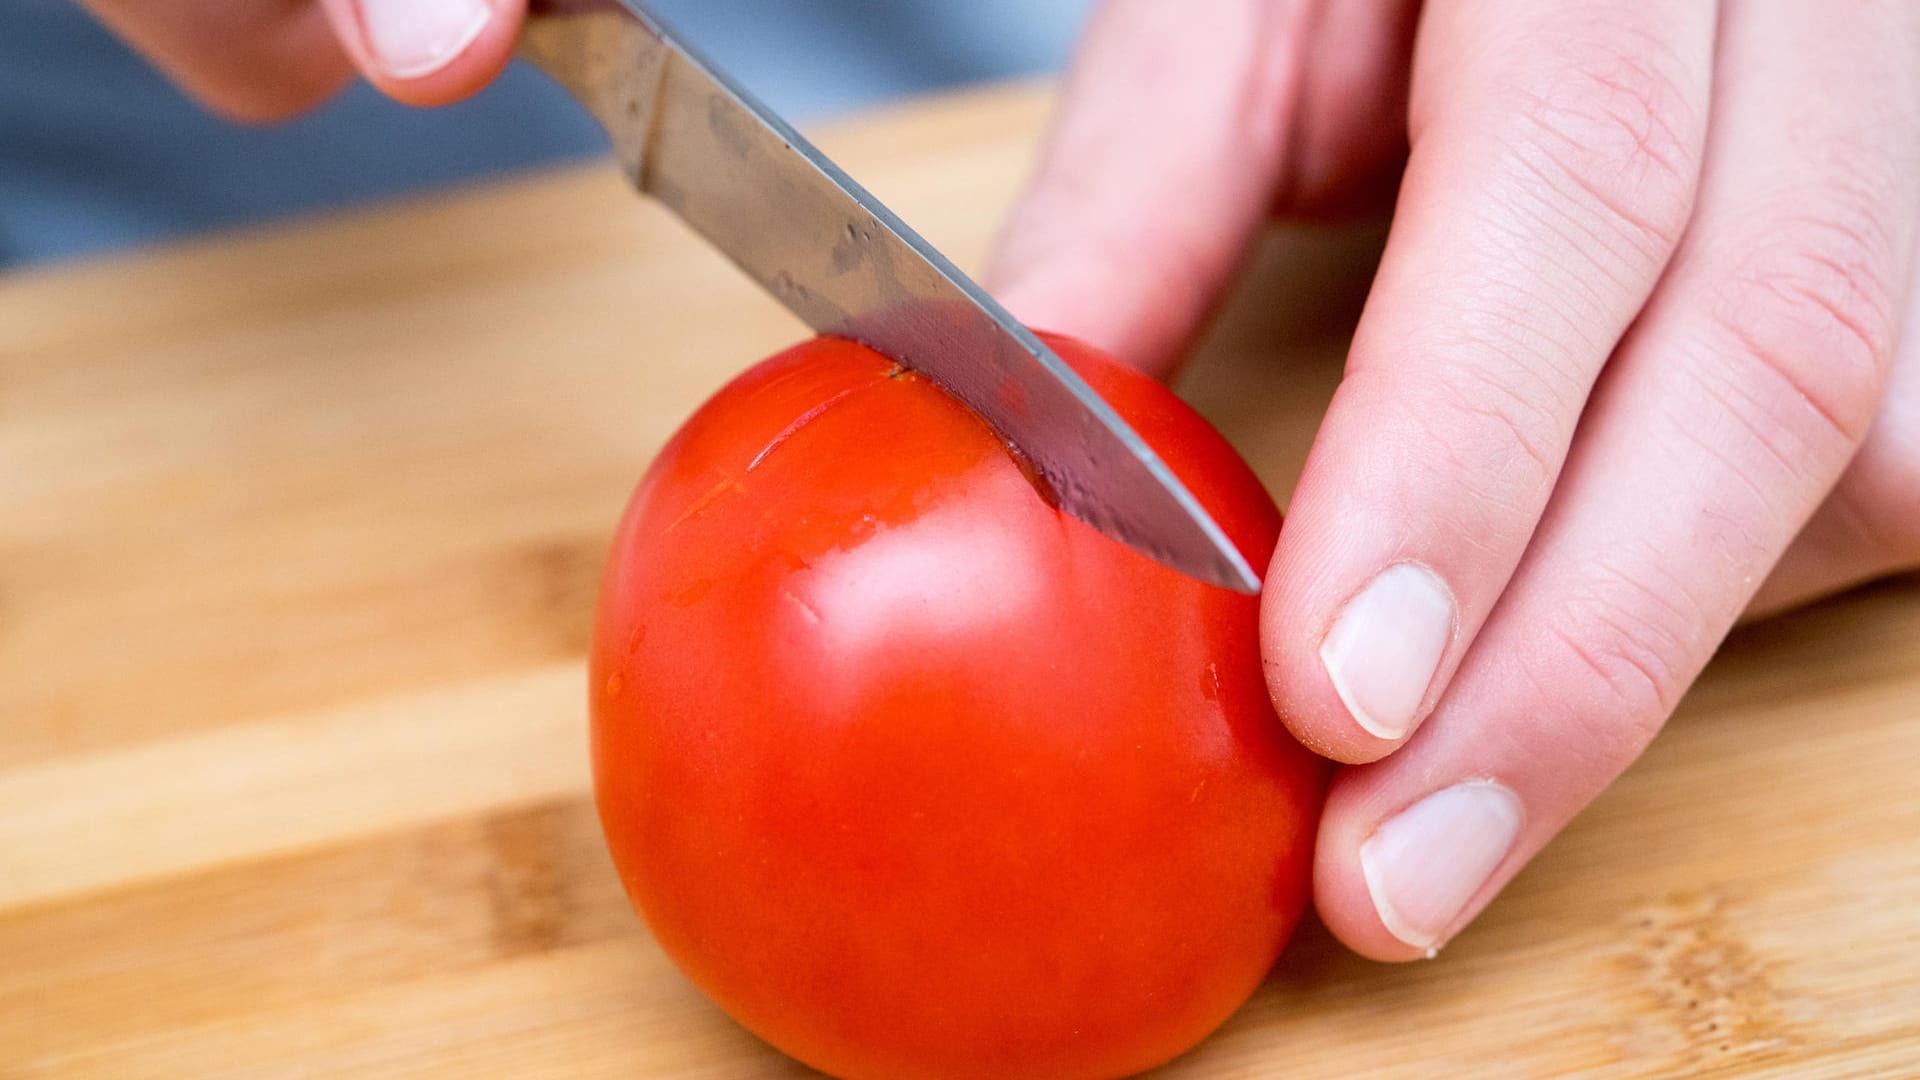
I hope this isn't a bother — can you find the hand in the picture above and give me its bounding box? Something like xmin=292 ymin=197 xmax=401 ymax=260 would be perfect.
xmin=989 ymin=0 xmax=1920 ymax=960
xmin=77 ymin=0 xmax=526 ymax=121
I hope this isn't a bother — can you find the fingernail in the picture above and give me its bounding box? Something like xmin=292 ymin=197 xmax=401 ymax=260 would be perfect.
xmin=1320 ymin=562 xmax=1455 ymax=740
xmin=1360 ymin=780 xmax=1523 ymax=954
xmin=358 ymin=0 xmax=491 ymax=79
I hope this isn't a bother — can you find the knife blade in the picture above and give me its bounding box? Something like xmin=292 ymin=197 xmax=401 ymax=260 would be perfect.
xmin=518 ymin=0 xmax=1260 ymax=594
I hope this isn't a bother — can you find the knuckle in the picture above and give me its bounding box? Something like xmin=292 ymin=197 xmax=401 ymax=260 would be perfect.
xmin=1414 ymin=360 xmax=1567 ymax=498
xmin=183 ymin=59 xmax=349 ymax=125
xmin=1540 ymin=560 xmax=1705 ymax=751
xmin=1381 ymin=300 xmax=1591 ymax=513
xmin=1708 ymin=205 xmax=1902 ymax=447
xmin=196 ymin=86 xmax=328 ymax=125
xmin=1833 ymin=435 xmax=1920 ymax=565
xmin=1504 ymin=26 xmax=1702 ymax=259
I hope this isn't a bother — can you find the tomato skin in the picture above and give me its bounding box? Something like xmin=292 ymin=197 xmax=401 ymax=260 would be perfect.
xmin=590 ymin=334 xmax=1325 ymax=1080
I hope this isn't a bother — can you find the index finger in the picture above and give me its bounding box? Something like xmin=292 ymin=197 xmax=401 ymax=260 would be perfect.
xmin=985 ymin=0 xmax=1419 ymax=379
xmin=77 ymin=0 xmax=352 ymax=121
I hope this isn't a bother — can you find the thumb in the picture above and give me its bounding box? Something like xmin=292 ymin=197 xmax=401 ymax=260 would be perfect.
xmin=985 ymin=0 xmax=1417 ymax=380
xmin=317 ymin=0 xmax=524 ymax=108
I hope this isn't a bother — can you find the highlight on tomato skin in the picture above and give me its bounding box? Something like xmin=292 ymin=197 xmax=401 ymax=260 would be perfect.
xmin=589 ymin=331 xmax=1327 ymax=1080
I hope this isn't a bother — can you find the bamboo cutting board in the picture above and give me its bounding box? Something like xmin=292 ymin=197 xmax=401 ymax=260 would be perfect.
xmin=3 ymin=83 xmax=1919 ymax=1079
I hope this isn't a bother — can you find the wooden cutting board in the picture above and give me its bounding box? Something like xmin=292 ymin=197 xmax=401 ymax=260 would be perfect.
xmin=3 ymin=82 xmax=1918 ymax=1079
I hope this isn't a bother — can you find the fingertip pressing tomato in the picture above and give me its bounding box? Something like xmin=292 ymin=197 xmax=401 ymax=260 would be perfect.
xmin=590 ymin=333 xmax=1326 ymax=1080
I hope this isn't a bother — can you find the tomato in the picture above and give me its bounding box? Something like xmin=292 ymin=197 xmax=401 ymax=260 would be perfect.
xmin=590 ymin=333 xmax=1325 ymax=1080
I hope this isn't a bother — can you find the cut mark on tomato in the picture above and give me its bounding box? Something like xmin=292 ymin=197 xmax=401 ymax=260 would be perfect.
xmin=663 ymin=473 xmax=746 ymax=535
xmin=782 ymin=586 xmax=824 ymax=625
xmin=746 ymin=381 xmax=878 ymax=473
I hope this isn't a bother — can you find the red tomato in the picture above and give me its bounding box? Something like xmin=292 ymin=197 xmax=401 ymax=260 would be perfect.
xmin=590 ymin=333 xmax=1325 ymax=1080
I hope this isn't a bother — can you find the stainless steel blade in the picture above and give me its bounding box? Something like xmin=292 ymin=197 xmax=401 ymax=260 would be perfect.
xmin=519 ymin=0 xmax=1260 ymax=593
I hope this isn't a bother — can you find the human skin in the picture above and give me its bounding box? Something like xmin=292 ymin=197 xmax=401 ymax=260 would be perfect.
xmin=86 ymin=0 xmax=1920 ymax=962
xmin=985 ymin=0 xmax=1920 ymax=960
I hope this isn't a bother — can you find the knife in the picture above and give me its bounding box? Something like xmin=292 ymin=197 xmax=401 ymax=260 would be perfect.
xmin=518 ymin=0 xmax=1260 ymax=594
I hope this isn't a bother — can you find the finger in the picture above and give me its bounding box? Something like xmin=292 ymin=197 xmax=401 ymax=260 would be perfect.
xmin=985 ymin=0 xmax=1419 ymax=379
xmin=315 ymin=0 xmax=523 ymax=108
xmin=1263 ymin=0 xmax=1715 ymax=761
xmin=1269 ymin=0 xmax=1421 ymax=218
xmin=1315 ymin=0 xmax=1920 ymax=961
xmin=1747 ymin=266 xmax=1920 ymax=617
xmin=77 ymin=0 xmax=354 ymax=122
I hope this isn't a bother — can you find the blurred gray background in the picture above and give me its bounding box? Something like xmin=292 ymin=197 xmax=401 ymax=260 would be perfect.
xmin=1 ymin=0 xmax=1092 ymax=268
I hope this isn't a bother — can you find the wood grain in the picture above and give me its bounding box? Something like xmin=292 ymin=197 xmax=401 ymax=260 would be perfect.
xmin=3 ymin=81 xmax=1918 ymax=1079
